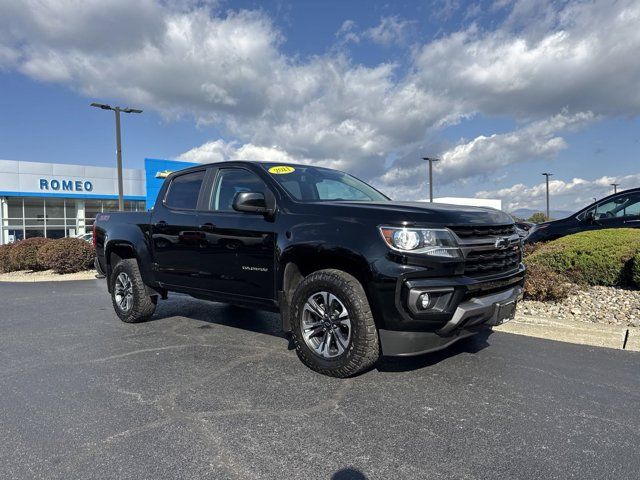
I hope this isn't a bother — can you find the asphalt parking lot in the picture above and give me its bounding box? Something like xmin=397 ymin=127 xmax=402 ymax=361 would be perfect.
xmin=1 ymin=280 xmax=639 ymax=479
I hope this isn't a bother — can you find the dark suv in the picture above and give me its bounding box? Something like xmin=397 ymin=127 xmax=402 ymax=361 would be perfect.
xmin=526 ymin=188 xmax=640 ymax=244
xmin=94 ymin=161 xmax=525 ymax=377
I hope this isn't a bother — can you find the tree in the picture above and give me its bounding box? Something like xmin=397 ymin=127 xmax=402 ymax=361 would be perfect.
xmin=528 ymin=212 xmax=548 ymax=223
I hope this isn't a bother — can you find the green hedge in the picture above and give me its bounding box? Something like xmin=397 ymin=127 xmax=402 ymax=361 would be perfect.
xmin=37 ymin=238 xmax=95 ymax=274
xmin=526 ymin=228 xmax=640 ymax=287
xmin=8 ymin=237 xmax=52 ymax=271
xmin=0 ymin=244 xmax=16 ymax=273
xmin=523 ymin=263 xmax=572 ymax=301
xmin=633 ymin=251 xmax=640 ymax=288
xmin=0 ymin=237 xmax=95 ymax=274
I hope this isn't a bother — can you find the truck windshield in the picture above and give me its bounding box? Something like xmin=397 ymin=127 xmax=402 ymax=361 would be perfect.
xmin=262 ymin=164 xmax=389 ymax=202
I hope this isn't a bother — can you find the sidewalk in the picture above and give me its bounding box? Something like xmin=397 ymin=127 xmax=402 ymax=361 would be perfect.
xmin=495 ymin=315 xmax=640 ymax=351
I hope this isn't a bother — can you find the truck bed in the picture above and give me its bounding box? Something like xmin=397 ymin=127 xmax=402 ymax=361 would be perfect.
xmin=97 ymin=211 xmax=152 ymax=226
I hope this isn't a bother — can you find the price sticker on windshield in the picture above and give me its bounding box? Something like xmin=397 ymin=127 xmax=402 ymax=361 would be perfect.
xmin=268 ymin=165 xmax=295 ymax=174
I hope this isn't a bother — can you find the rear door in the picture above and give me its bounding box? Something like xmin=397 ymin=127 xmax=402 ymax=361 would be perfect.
xmin=196 ymin=167 xmax=276 ymax=299
xmin=150 ymin=169 xmax=207 ymax=289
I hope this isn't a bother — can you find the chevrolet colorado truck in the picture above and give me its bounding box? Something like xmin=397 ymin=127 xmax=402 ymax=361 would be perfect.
xmin=94 ymin=161 xmax=525 ymax=377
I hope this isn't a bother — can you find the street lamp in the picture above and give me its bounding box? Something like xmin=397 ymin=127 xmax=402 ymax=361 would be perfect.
xmin=542 ymin=172 xmax=553 ymax=220
xmin=610 ymin=183 xmax=620 ymax=194
xmin=422 ymin=157 xmax=440 ymax=202
xmin=90 ymin=102 xmax=143 ymax=211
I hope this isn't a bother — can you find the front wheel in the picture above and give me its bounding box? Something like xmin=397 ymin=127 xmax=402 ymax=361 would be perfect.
xmin=289 ymin=269 xmax=380 ymax=377
xmin=110 ymin=258 xmax=157 ymax=323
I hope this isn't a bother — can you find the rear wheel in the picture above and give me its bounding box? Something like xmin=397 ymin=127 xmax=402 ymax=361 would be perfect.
xmin=289 ymin=269 xmax=379 ymax=377
xmin=110 ymin=258 xmax=156 ymax=323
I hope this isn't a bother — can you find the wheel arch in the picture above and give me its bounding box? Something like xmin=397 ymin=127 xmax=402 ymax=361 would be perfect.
xmin=278 ymin=246 xmax=375 ymax=331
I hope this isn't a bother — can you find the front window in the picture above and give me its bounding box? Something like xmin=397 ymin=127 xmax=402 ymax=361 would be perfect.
xmin=263 ymin=163 xmax=388 ymax=202
xmin=210 ymin=168 xmax=268 ymax=211
xmin=580 ymin=193 xmax=640 ymax=220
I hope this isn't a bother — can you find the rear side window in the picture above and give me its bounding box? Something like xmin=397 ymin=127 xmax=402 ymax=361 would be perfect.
xmin=164 ymin=170 xmax=205 ymax=210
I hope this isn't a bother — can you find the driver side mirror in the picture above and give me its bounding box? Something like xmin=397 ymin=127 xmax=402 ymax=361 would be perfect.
xmin=584 ymin=211 xmax=597 ymax=225
xmin=232 ymin=191 xmax=270 ymax=215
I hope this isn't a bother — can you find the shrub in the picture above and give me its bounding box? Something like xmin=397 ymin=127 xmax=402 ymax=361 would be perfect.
xmin=37 ymin=237 xmax=95 ymax=274
xmin=527 ymin=212 xmax=548 ymax=224
xmin=526 ymin=228 xmax=640 ymax=287
xmin=0 ymin=243 xmax=17 ymax=273
xmin=9 ymin=237 xmax=52 ymax=271
xmin=523 ymin=263 xmax=573 ymax=301
xmin=633 ymin=251 xmax=640 ymax=288
xmin=522 ymin=242 xmax=540 ymax=258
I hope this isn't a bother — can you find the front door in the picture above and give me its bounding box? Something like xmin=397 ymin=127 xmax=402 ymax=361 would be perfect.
xmin=196 ymin=167 xmax=276 ymax=300
xmin=585 ymin=192 xmax=640 ymax=231
xmin=150 ymin=169 xmax=207 ymax=289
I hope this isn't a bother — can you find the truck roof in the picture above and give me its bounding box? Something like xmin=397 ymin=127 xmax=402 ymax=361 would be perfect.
xmin=171 ymin=160 xmax=308 ymax=173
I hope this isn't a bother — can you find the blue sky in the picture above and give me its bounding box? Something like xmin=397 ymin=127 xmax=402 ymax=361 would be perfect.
xmin=1 ymin=0 xmax=639 ymax=212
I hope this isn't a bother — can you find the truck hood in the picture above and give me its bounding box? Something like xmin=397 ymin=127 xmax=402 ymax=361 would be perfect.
xmin=311 ymin=200 xmax=513 ymax=226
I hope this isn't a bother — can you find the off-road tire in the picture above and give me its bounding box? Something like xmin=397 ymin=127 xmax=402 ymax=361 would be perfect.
xmin=110 ymin=258 xmax=157 ymax=323
xmin=290 ymin=269 xmax=380 ymax=377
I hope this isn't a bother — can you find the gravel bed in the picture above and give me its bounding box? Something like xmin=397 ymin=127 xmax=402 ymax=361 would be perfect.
xmin=519 ymin=285 xmax=640 ymax=327
xmin=0 ymin=269 xmax=97 ymax=282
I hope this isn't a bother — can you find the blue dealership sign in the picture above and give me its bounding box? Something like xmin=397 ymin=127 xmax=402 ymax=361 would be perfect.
xmin=39 ymin=178 xmax=93 ymax=192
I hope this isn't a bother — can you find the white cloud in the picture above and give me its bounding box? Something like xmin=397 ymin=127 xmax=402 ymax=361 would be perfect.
xmin=476 ymin=173 xmax=640 ymax=212
xmin=179 ymin=139 xmax=299 ymax=165
xmin=336 ymin=16 xmax=414 ymax=47
xmin=437 ymin=110 xmax=595 ymax=180
xmin=336 ymin=20 xmax=360 ymax=44
xmin=375 ymin=110 xmax=595 ymax=195
xmin=430 ymin=0 xmax=462 ymax=21
xmin=365 ymin=16 xmax=414 ymax=46
xmin=413 ymin=0 xmax=640 ymax=117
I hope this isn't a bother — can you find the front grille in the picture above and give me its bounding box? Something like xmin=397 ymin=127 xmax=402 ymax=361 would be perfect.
xmin=449 ymin=224 xmax=516 ymax=239
xmin=463 ymin=246 xmax=521 ymax=276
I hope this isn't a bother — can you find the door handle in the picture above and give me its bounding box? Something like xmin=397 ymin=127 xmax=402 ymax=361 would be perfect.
xmin=199 ymin=223 xmax=216 ymax=231
xmin=624 ymin=220 xmax=640 ymax=224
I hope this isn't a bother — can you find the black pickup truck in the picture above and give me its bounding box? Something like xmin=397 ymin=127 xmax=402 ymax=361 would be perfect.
xmin=94 ymin=161 xmax=524 ymax=377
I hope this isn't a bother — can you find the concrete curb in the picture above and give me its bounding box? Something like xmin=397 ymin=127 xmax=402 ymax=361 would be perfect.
xmin=626 ymin=329 xmax=640 ymax=351
xmin=494 ymin=315 xmax=639 ymax=352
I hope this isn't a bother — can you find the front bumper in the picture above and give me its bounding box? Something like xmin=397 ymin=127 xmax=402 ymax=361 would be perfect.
xmin=379 ymin=284 xmax=522 ymax=356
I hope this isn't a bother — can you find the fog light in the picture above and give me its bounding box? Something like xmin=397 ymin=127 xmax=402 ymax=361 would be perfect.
xmin=419 ymin=293 xmax=430 ymax=310
xmin=407 ymin=288 xmax=455 ymax=315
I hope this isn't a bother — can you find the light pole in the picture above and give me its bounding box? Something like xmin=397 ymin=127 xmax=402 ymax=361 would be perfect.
xmin=91 ymin=103 xmax=143 ymax=211
xmin=610 ymin=183 xmax=620 ymax=194
xmin=542 ymin=172 xmax=553 ymax=220
xmin=422 ymin=157 xmax=440 ymax=202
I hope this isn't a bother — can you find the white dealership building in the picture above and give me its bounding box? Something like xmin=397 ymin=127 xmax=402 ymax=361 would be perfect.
xmin=0 ymin=159 xmax=146 ymax=244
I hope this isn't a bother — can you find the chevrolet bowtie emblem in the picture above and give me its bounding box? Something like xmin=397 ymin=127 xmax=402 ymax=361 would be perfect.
xmin=155 ymin=170 xmax=173 ymax=179
xmin=494 ymin=237 xmax=511 ymax=249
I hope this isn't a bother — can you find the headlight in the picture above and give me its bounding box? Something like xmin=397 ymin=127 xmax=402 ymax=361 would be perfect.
xmin=378 ymin=226 xmax=461 ymax=258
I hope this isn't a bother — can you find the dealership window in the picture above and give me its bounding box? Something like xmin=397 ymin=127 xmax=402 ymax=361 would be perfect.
xmin=84 ymin=200 xmax=102 ymax=228
xmin=1 ymin=197 xmax=145 ymax=243
xmin=45 ymin=198 xmax=66 ymax=239
xmin=84 ymin=199 xmax=145 ymax=228
xmin=5 ymin=197 xmax=25 ymax=242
